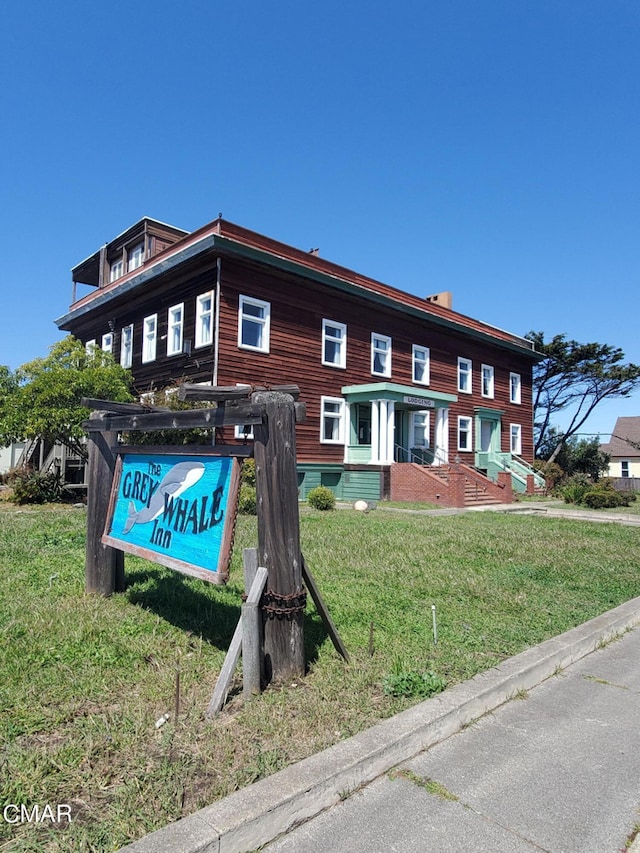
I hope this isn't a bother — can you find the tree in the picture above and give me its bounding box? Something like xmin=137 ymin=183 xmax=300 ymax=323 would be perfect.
xmin=527 ymin=331 xmax=640 ymax=463
xmin=0 ymin=336 xmax=133 ymax=462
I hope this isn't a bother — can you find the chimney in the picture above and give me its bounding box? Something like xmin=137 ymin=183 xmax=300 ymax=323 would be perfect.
xmin=425 ymin=291 xmax=452 ymax=309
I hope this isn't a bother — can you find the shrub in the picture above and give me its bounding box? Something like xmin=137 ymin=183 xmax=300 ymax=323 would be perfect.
xmin=237 ymin=483 xmax=257 ymax=515
xmin=10 ymin=469 xmax=63 ymax=505
xmin=560 ymin=474 xmax=592 ymax=504
xmin=581 ymin=481 xmax=634 ymax=510
xmin=307 ymin=485 xmax=336 ymax=511
xmin=241 ymin=458 xmax=256 ymax=487
xmin=533 ymin=459 xmax=563 ymax=491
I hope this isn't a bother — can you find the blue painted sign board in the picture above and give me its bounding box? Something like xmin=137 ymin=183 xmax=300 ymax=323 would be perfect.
xmin=102 ymin=452 xmax=240 ymax=584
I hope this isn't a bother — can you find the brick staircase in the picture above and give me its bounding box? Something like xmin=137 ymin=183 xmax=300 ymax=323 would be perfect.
xmin=389 ymin=462 xmax=510 ymax=508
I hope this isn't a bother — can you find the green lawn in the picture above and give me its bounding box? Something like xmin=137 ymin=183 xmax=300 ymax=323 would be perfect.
xmin=1 ymin=504 xmax=639 ymax=852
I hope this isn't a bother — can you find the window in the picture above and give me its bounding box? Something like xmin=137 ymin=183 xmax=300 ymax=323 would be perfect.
xmin=412 ymin=345 xmax=430 ymax=385
xmin=239 ymin=295 xmax=270 ymax=352
xmin=320 ymin=396 xmax=345 ymax=444
xmin=109 ymin=258 xmax=123 ymax=282
xmin=371 ymin=333 xmax=392 ymax=377
xmin=167 ymin=303 xmax=184 ymax=356
xmin=410 ymin=411 xmax=430 ymax=448
xmin=85 ymin=339 xmax=96 ymax=354
xmin=621 ymin=460 xmax=630 ymax=478
xmin=127 ymin=242 xmax=145 ymax=272
xmin=322 ymin=319 xmax=347 ymax=368
xmin=101 ymin=332 xmax=113 ymax=353
xmin=510 ymin=424 xmax=522 ymax=455
xmin=120 ymin=324 xmax=133 ymax=368
xmin=458 ymin=357 xmax=472 ymax=394
xmin=142 ymin=314 xmax=157 ymax=363
xmin=510 ymin=372 xmax=521 ymax=404
xmin=195 ymin=291 xmax=214 ymax=348
xmin=458 ymin=416 xmax=472 ymax=451
xmin=481 ymin=364 xmax=494 ymax=398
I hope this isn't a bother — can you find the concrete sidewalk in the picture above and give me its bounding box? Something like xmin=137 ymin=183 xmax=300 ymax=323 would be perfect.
xmin=118 ymin=596 xmax=640 ymax=853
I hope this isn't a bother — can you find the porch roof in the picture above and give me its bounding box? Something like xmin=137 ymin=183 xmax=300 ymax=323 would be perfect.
xmin=341 ymin=382 xmax=457 ymax=407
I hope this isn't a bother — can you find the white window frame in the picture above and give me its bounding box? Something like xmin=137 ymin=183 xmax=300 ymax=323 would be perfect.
xmin=457 ymin=416 xmax=472 ymax=452
xmin=510 ymin=423 xmax=522 ymax=455
xmin=510 ymin=372 xmax=522 ymax=405
xmin=322 ymin=319 xmax=347 ymax=369
xmin=109 ymin=258 xmax=123 ymax=282
xmin=85 ymin=339 xmax=96 ymax=355
xmin=458 ymin=357 xmax=472 ymax=394
xmin=481 ymin=364 xmax=494 ymax=399
xmin=120 ymin=324 xmax=133 ymax=368
xmin=195 ymin=291 xmax=214 ymax=349
xmin=238 ymin=295 xmax=270 ymax=353
xmin=127 ymin=242 xmax=145 ymax=272
xmin=412 ymin=345 xmax=430 ymax=385
xmin=320 ymin=396 xmax=345 ymax=444
xmin=371 ymin=333 xmax=392 ymax=377
xmin=410 ymin=410 xmax=430 ymax=449
xmin=101 ymin=332 xmax=113 ymax=353
xmin=621 ymin=460 xmax=630 ymax=478
xmin=142 ymin=314 xmax=157 ymax=363
xmin=167 ymin=303 xmax=184 ymax=356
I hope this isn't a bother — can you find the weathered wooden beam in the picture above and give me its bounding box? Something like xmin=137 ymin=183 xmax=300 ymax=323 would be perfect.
xmin=85 ymin=413 xmax=124 ymax=595
xmin=81 ymin=397 xmax=170 ymax=414
xmin=206 ymin=566 xmax=267 ymax=718
xmin=83 ymin=402 xmax=263 ymax=433
xmin=114 ymin=444 xmax=254 ymax=458
xmin=302 ymin=555 xmax=349 ymax=662
xmin=179 ymin=383 xmax=300 ymax=402
xmin=253 ymin=391 xmax=305 ymax=683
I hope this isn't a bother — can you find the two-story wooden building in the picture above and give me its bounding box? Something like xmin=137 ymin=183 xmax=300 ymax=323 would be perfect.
xmin=56 ymin=216 xmax=544 ymax=506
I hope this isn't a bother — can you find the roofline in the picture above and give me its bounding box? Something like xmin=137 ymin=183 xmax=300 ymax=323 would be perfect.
xmin=57 ymin=225 xmax=542 ymax=360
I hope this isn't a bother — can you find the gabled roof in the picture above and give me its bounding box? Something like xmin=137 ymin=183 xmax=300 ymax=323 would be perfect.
xmin=600 ymin=417 xmax=640 ymax=457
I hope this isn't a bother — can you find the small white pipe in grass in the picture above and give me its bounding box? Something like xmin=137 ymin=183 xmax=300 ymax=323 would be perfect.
xmin=432 ymin=604 xmax=438 ymax=646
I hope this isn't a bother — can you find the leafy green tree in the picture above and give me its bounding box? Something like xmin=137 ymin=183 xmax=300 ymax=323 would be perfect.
xmin=527 ymin=331 xmax=640 ymax=463
xmin=0 ymin=336 xmax=132 ymax=462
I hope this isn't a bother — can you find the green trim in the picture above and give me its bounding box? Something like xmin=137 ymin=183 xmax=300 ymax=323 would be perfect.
xmin=473 ymin=406 xmax=505 ymax=420
xmin=342 ymin=382 xmax=457 ymax=405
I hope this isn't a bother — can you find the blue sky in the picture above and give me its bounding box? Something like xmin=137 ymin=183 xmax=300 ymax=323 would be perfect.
xmin=1 ymin=0 xmax=638 ymax=440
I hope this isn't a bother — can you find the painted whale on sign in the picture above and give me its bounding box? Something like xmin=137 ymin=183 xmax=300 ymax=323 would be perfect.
xmin=123 ymin=461 xmax=205 ymax=534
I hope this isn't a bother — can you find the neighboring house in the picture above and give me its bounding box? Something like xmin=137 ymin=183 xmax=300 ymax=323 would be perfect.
xmin=600 ymin=417 xmax=640 ymax=486
xmin=55 ymin=216 xmax=544 ymax=506
xmin=0 ymin=442 xmax=26 ymax=476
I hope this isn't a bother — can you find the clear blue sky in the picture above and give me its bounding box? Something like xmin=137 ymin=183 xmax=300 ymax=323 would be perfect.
xmin=1 ymin=0 xmax=638 ymax=440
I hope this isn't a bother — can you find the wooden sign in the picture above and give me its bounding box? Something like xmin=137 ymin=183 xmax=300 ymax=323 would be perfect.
xmin=102 ymin=451 xmax=240 ymax=584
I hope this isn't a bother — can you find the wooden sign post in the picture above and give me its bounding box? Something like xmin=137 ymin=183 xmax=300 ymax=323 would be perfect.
xmin=252 ymin=390 xmax=305 ymax=683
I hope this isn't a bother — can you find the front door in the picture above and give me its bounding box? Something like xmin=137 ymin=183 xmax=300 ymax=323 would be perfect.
xmin=394 ymin=409 xmax=407 ymax=461
xmin=480 ymin=419 xmax=493 ymax=452
xmin=434 ymin=408 xmax=449 ymax=465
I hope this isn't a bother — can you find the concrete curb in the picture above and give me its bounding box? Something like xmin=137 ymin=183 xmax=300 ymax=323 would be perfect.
xmin=118 ymin=596 xmax=640 ymax=853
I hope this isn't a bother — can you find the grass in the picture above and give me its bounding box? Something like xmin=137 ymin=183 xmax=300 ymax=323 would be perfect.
xmin=1 ymin=504 xmax=639 ymax=851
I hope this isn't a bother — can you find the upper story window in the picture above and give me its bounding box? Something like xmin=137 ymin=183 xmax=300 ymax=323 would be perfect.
xmin=109 ymin=258 xmax=124 ymax=282
xmin=621 ymin=460 xmax=630 ymax=478
xmin=142 ymin=314 xmax=157 ymax=363
xmin=481 ymin=364 xmax=494 ymax=398
xmin=238 ymin=295 xmax=270 ymax=353
xmin=195 ymin=291 xmax=214 ymax=348
xmin=167 ymin=304 xmax=184 ymax=356
xmin=127 ymin=242 xmax=145 ymax=272
xmin=120 ymin=324 xmax=133 ymax=368
xmin=412 ymin=345 xmax=430 ymax=385
xmin=371 ymin=333 xmax=392 ymax=377
xmin=322 ymin=320 xmax=347 ymax=368
xmin=101 ymin=332 xmax=113 ymax=353
xmin=85 ymin=339 xmax=96 ymax=355
xmin=320 ymin=396 xmax=346 ymax=444
xmin=510 ymin=372 xmax=522 ymax=404
xmin=458 ymin=357 xmax=472 ymax=394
